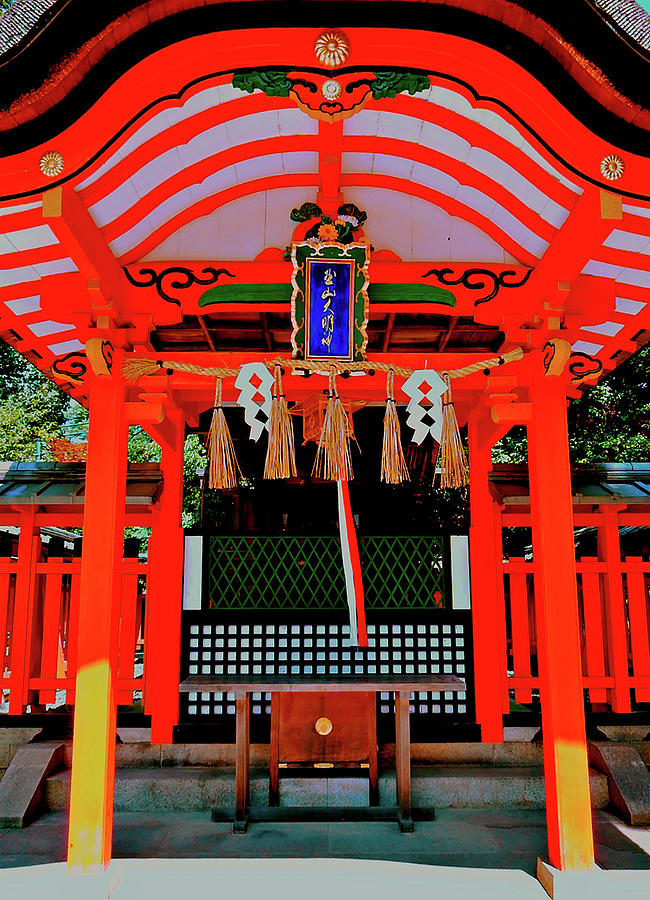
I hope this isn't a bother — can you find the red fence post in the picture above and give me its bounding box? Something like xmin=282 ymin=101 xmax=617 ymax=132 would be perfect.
xmin=578 ymin=557 xmax=608 ymax=705
xmin=39 ymin=560 xmax=65 ymax=705
xmin=625 ymin=558 xmax=650 ymax=703
xmin=8 ymin=508 xmax=40 ymax=713
xmin=508 ymin=558 xmax=533 ymax=704
xmin=117 ymin=566 xmax=141 ymax=704
xmin=0 ymin=559 xmax=15 ymax=684
xmin=598 ymin=505 xmax=630 ymax=712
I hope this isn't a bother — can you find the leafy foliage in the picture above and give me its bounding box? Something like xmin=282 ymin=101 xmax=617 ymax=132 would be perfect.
xmin=493 ymin=344 xmax=649 ymax=464
xmin=0 ymin=344 xmax=68 ymax=460
xmin=567 ymin=344 xmax=650 ymax=462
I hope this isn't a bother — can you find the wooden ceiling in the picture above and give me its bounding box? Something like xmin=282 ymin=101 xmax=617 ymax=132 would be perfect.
xmin=150 ymin=312 xmax=505 ymax=355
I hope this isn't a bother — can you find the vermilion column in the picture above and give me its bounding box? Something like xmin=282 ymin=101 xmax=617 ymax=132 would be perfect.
xmin=468 ymin=411 xmax=505 ymax=742
xmin=67 ymin=370 xmax=127 ymax=870
xmin=527 ymin=370 xmax=594 ymax=871
xmin=147 ymin=415 xmax=185 ymax=744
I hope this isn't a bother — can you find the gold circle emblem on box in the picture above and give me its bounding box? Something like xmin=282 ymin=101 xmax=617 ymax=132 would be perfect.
xmin=315 ymin=716 xmax=333 ymax=735
xmin=314 ymin=31 xmax=350 ymax=67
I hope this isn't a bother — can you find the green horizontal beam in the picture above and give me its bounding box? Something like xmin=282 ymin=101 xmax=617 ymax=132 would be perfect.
xmin=198 ymin=283 xmax=456 ymax=308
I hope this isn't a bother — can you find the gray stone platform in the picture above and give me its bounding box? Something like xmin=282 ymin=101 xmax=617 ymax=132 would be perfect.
xmin=44 ymin=763 xmax=609 ymax=813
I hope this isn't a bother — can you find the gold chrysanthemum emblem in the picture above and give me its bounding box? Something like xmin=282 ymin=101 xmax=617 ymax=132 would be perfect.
xmin=600 ymin=154 xmax=624 ymax=181
xmin=321 ymin=79 xmax=342 ymax=101
xmin=39 ymin=151 xmax=64 ymax=178
xmin=314 ymin=31 xmax=350 ymax=67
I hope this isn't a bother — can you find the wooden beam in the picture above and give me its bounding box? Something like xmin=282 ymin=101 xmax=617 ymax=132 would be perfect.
xmin=197 ymin=315 xmax=216 ymax=351
xmin=260 ymin=312 xmax=273 ymax=352
xmin=438 ymin=315 xmax=459 ymax=351
xmin=42 ymin=187 xmax=128 ymax=318
xmin=497 ymin=187 xmax=621 ymax=326
xmin=317 ymin=120 xmax=344 ymax=217
xmin=382 ymin=313 xmax=396 ymax=352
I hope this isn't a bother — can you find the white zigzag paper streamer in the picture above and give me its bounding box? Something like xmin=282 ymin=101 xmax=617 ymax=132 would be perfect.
xmin=401 ymin=369 xmax=447 ymax=444
xmin=235 ymin=362 xmax=274 ymax=441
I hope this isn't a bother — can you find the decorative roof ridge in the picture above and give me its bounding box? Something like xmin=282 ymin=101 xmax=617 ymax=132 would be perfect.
xmin=0 ymin=0 xmax=60 ymax=57
xmin=1 ymin=2 xmax=650 ymax=155
xmin=2 ymin=1 xmax=650 ymax=62
xmin=592 ymin=0 xmax=650 ymax=54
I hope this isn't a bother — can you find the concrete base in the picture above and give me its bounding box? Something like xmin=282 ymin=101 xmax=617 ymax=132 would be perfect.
xmin=0 ymin=741 xmax=64 ymax=828
xmin=537 ymin=858 xmax=649 ymax=899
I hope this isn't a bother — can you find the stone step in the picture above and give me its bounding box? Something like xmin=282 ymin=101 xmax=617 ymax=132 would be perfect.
xmin=45 ymin=765 xmax=609 ymax=813
xmin=0 ymin=741 xmax=64 ymax=827
xmin=57 ymin=741 xmax=548 ymax=770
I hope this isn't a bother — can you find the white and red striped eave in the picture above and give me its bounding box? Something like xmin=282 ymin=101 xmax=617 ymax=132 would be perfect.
xmin=0 ymin=75 xmax=649 ymax=393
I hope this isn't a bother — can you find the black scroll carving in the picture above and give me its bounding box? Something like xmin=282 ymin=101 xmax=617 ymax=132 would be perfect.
xmin=422 ymin=267 xmax=533 ymax=306
xmin=123 ymin=266 xmax=235 ymax=306
xmin=52 ymin=352 xmax=88 ymax=384
xmin=568 ymin=352 xmax=603 ymax=384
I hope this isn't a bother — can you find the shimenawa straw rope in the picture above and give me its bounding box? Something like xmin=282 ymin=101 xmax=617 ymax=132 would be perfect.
xmin=381 ymin=368 xmax=410 ymax=485
xmin=264 ymin=366 xmax=297 ymax=480
xmin=122 ymin=347 xmax=524 ymax=383
xmin=437 ymin=373 xmax=468 ymax=489
xmin=313 ymin=367 xmax=353 ymax=482
xmin=207 ymin=378 xmax=240 ymax=490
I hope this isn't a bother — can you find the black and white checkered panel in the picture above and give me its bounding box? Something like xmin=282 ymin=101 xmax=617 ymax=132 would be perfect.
xmin=181 ymin=617 xmax=469 ymax=721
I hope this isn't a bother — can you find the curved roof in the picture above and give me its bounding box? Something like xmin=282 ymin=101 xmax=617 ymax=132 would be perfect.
xmin=0 ymin=3 xmax=648 ymax=417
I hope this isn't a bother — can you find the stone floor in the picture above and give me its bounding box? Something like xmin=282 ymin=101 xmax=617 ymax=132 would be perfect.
xmin=0 ymin=808 xmax=649 ymax=873
xmin=0 ymin=809 xmax=648 ymax=900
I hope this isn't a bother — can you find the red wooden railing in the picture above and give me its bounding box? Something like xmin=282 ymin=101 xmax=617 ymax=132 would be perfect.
xmin=1 ymin=553 xmax=148 ymax=712
xmin=503 ymin=554 xmax=650 ymax=710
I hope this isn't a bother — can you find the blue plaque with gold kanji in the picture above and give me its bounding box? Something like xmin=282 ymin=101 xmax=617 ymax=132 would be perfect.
xmin=291 ymin=241 xmax=369 ymax=362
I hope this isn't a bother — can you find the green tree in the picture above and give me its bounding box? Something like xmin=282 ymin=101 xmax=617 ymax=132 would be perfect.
xmin=493 ymin=343 xmax=650 ymax=464
xmin=0 ymin=343 xmax=68 ymax=460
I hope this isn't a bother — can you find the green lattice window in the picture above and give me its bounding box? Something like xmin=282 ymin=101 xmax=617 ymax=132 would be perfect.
xmin=205 ymin=535 xmax=446 ymax=611
xmin=361 ymin=536 xmax=445 ymax=609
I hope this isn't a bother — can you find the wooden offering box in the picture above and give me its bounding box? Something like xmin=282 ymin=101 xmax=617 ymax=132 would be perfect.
xmin=269 ymin=691 xmax=378 ymax=805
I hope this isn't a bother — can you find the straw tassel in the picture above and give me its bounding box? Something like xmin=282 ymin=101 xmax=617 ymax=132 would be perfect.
xmin=264 ymin=366 xmax=297 ymax=479
xmin=207 ymin=378 xmax=240 ymax=489
xmin=313 ymin=367 xmax=353 ymax=481
xmin=381 ymin=369 xmax=409 ymax=484
xmin=437 ymin=373 xmax=468 ymax=488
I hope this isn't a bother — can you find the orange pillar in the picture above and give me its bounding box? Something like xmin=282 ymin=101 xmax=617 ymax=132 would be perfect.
xmin=527 ymin=370 xmax=594 ymax=871
xmin=8 ymin=508 xmax=39 ymax=713
xmin=67 ymin=370 xmax=127 ymax=870
xmin=468 ymin=411 xmax=505 ymax=742
xmin=147 ymin=414 xmax=185 ymax=744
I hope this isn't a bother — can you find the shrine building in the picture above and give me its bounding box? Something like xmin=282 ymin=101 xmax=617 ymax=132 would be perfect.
xmin=0 ymin=0 xmax=649 ymax=889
